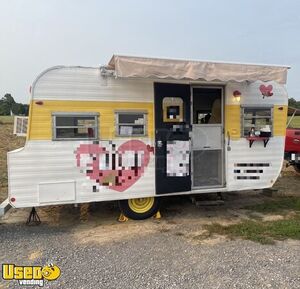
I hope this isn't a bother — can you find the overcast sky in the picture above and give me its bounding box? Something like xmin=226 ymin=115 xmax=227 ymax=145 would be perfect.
xmin=0 ymin=0 xmax=299 ymax=103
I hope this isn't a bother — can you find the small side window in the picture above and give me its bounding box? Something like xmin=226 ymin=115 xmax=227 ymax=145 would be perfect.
xmin=241 ymin=107 xmax=273 ymax=137
xmin=163 ymin=97 xmax=184 ymax=123
xmin=52 ymin=112 xmax=99 ymax=140
xmin=115 ymin=111 xmax=147 ymax=137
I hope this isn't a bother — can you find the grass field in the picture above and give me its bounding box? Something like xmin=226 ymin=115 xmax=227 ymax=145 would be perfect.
xmin=245 ymin=196 xmax=300 ymax=213
xmin=205 ymin=197 xmax=300 ymax=244
xmin=287 ymin=115 xmax=300 ymax=128
xmin=0 ymin=115 xmax=14 ymax=124
xmin=0 ymin=116 xmax=25 ymax=202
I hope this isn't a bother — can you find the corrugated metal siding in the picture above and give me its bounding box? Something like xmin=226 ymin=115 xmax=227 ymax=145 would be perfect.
xmin=225 ymin=81 xmax=288 ymax=106
xmin=7 ymin=66 xmax=289 ymax=208
xmin=225 ymin=104 xmax=287 ymax=139
xmin=225 ymin=105 xmax=241 ymax=139
xmin=226 ymin=137 xmax=285 ymax=190
xmin=224 ymin=81 xmax=288 ymax=138
xmin=8 ymin=140 xmax=155 ymax=208
xmin=30 ymin=67 xmax=155 ymax=140
xmin=28 ymin=100 xmax=154 ymax=140
xmin=273 ymin=105 xmax=288 ymax=136
xmin=224 ymin=80 xmax=287 ymax=190
xmin=33 ymin=66 xmax=154 ymax=102
xmin=9 ymin=137 xmax=285 ymax=208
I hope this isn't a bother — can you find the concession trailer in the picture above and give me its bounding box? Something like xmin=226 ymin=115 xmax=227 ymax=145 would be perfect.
xmin=3 ymin=55 xmax=290 ymax=219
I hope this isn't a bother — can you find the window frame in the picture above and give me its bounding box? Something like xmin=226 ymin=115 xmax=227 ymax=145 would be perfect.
xmin=52 ymin=112 xmax=99 ymax=141
xmin=115 ymin=110 xmax=148 ymax=137
xmin=241 ymin=105 xmax=273 ymax=137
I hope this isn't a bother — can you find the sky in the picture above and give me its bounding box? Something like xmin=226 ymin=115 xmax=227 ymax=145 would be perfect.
xmin=0 ymin=0 xmax=300 ymax=103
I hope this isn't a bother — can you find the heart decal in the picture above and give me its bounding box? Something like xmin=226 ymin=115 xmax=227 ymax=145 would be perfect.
xmin=75 ymin=140 xmax=153 ymax=192
xmin=259 ymin=84 xmax=273 ymax=98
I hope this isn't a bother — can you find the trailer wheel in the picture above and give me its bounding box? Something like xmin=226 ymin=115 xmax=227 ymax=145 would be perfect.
xmin=118 ymin=197 xmax=161 ymax=220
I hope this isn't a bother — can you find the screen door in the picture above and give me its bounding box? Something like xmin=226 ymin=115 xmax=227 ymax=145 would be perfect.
xmin=191 ymin=87 xmax=224 ymax=188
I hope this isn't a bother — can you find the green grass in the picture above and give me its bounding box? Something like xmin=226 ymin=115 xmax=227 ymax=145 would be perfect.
xmin=205 ymin=216 xmax=300 ymax=244
xmin=287 ymin=115 xmax=300 ymax=128
xmin=244 ymin=197 xmax=300 ymax=214
xmin=0 ymin=116 xmax=14 ymax=124
xmin=204 ymin=197 xmax=300 ymax=244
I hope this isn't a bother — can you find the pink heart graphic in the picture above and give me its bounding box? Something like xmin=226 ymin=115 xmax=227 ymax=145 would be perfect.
xmin=259 ymin=84 xmax=273 ymax=97
xmin=75 ymin=140 xmax=152 ymax=192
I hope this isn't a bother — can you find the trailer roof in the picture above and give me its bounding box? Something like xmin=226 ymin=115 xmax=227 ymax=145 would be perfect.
xmin=108 ymin=55 xmax=289 ymax=84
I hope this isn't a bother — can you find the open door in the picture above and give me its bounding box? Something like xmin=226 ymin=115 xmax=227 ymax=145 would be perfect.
xmin=191 ymin=87 xmax=225 ymax=188
xmin=154 ymin=83 xmax=191 ymax=194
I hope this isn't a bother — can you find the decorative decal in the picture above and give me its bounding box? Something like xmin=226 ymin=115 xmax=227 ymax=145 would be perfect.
xmin=234 ymin=163 xmax=269 ymax=180
xmin=234 ymin=163 xmax=270 ymax=167
xmin=259 ymin=84 xmax=273 ymax=98
xmin=75 ymin=140 xmax=153 ymax=192
xmin=166 ymin=140 xmax=190 ymax=176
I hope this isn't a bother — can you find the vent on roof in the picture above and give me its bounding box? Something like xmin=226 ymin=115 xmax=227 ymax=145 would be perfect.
xmin=13 ymin=116 xmax=28 ymax=137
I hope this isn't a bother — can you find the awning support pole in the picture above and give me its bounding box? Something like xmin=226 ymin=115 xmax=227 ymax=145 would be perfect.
xmin=287 ymin=109 xmax=297 ymax=128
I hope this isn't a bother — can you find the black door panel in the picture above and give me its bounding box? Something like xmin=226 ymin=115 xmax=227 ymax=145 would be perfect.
xmin=154 ymin=83 xmax=191 ymax=194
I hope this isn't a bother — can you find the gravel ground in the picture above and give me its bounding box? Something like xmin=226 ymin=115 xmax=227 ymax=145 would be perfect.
xmin=2 ymin=121 xmax=300 ymax=288
xmin=1 ymin=172 xmax=299 ymax=289
xmin=0 ymin=195 xmax=300 ymax=289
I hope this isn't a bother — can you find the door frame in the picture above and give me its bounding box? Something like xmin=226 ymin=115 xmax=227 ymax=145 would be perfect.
xmin=190 ymin=85 xmax=226 ymax=190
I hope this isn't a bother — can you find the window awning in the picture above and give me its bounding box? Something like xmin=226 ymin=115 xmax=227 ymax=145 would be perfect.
xmin=108 ymin=55 xmax=289 ymax=84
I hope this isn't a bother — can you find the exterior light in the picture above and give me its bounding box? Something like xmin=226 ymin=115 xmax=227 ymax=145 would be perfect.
xmin=35 ymin=101 xmax=43 ymax=105
xmin=233 ymin=90 xmax=241 ymax=102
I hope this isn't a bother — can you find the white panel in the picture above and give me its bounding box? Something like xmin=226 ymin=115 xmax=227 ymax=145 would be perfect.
xmin=226 ymin=136 xmax=285 ymax=191
xmin=192 ymin=125 xmax=222 ymax=150
xmin=226 ymin=81 xmax=288 ymax=106
xmin=32 ymin=66 xmax=154 ymax=103
xmin=7 ymin=138 xmax=285 ymax=207
xmin=39 ymin=181 xmax=75 ymax=204
xmin=32 ymin=67 xmax=288 ymax=106
xmin=8 ymin=140 xmax=155 ymax=208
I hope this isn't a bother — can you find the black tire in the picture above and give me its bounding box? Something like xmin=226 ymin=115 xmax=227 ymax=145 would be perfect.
xmin=118 ymin=197 xmax=161 ymax=220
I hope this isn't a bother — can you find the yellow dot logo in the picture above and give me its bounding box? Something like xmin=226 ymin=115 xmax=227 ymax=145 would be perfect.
xmin=41 ymin=264 xmax=61 ymax=281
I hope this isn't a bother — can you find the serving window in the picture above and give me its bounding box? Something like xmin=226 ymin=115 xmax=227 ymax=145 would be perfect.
xmin=115 ymin=111 xmax=147 ymax=137
xmin=241 ymin=106 xmax=273 ymax=137
xmin=52 ymin=112 xmax=99 ymax=140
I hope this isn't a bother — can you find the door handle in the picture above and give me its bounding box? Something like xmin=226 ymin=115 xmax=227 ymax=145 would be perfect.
xmin=227 ymin=131 xmax=231 ymax=151
xmin=227 ymin=131 xmax=231 ymax=146
xmin=203 ymin=146 xmax=211 ymax=149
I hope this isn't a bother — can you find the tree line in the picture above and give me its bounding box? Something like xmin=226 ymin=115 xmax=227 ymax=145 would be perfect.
xmin=0 ymin=94 xmax=29 ymax=116
xmin=288 ymin=97 xmax=300 ymax=109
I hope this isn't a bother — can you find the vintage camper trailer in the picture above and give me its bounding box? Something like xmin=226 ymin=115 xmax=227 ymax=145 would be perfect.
xmin=4 ymin=55 xmax=289 ymax=219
